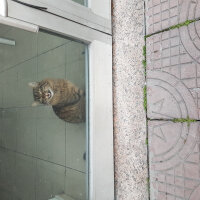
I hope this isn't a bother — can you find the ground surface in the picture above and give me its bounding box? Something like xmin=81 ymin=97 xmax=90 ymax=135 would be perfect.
xmin=112 ymin=0 xmax=148 ymax=199
xmin=146 ymin=0 xmax=200 ymax=199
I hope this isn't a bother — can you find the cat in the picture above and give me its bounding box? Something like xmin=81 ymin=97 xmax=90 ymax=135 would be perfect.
xmin=29 ymin=78 xmax=85 ymax=123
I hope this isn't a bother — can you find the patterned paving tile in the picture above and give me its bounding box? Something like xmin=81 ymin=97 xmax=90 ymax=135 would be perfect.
xmin=146 ymin=0 xmax=200 ymax=35
xmin=146 ymin=3 xmax=200 ymax=200
xmin=147 ymin=21 xmax=200 ymax=119
xmin=149 ymin=121 xmax=200 ymax=200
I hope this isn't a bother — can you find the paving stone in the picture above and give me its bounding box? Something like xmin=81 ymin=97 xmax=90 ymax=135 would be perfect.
xmin=147 ymin=21 xmax=200 ymax=119
xmin=148 ymin=121 xmax=200 ymax=200
xmin=146 ymin=0 xmax=200 ymax=34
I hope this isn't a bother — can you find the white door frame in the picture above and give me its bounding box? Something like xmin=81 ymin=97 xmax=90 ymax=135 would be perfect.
xmin=0 ymin=0 xmax=114 ymax=200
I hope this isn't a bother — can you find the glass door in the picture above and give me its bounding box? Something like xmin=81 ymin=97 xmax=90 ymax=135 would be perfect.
xmin=0 ymin=0 xmax=114 ymax=199
xmin=0 ymin=23 xmax=88 ymax=200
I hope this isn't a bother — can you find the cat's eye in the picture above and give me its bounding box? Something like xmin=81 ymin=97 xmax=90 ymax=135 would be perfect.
xmin=47 ymin=90 xmax=51 ymax=95
xmin=47 ymin=92 xmax=51 ymax=98
xmin=0 ymin=1 xmax=113 ymax=200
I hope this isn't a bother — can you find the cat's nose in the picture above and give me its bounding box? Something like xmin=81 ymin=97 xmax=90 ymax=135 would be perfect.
xmin=46 ymin=93 xmax=51 ymax=98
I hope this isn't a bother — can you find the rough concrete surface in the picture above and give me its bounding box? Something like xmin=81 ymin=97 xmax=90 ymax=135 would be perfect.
xmin=112 ymin=0 xmax=148 ymax=199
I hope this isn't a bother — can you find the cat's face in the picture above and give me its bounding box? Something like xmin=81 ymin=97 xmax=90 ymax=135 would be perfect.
xmin=29 ymin=81 xmax=54 ymax=106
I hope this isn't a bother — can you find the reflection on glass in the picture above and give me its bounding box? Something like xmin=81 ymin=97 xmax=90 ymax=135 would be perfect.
xmin=0 ymin=24 xmax=88 ymax=200
xmin=72 ymin=0 xmax=87 ymax=6
xmin=29 ymin=79 xmax=85 ymax=123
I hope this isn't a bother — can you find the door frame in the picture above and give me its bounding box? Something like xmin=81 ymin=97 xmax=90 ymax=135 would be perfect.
xmin=0 ymin=0 xmax=114 ymax=199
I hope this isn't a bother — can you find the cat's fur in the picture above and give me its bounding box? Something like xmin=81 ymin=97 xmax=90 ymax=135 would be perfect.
xmin=29 ymin=78 xmax=85 ymax=123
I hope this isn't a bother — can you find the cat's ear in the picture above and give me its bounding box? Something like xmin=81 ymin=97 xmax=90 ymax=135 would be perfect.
xmin=32 ymin=101 xmax=40 ymax=107
xmin=28 ymin=82 xmax=38 ymax=88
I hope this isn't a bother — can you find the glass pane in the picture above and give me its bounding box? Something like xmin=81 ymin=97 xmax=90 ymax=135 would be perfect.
xmin=71 ymin=0 xmax=87 ymax=6
xmin=0 ymin=24 xmax=88 ymax=200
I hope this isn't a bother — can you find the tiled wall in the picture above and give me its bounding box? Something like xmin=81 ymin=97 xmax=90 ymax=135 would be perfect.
xmin=0 ymin=24 xmax=87 ymax=200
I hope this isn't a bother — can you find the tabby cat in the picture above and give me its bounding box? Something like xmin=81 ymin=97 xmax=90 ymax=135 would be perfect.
xmin=29 ymin=78 xmax=85 ymax=123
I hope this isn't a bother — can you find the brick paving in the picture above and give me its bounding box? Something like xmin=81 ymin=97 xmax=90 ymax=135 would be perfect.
xmin=148 ymin=121 xmax=200 ymax=200
xmin=146 ymin=0 xmax=200 ymax=35
xmin=146 ymin=1 xmax=200 ymax=199
xmin=147 ymin=21 xmax=200 ymax=119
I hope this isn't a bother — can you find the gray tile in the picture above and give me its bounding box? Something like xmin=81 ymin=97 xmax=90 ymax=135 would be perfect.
xmin=65 ymin=42 xmax=85 ymax=65
xmin=37 ymin=64 xmax=65 ymax=81
xmin=36 ymin=105 xmax=59 ymax=119
xmin=2 ymin=109 xmax=18 ymax=150
xmin=66 ymin=123 xmax=86 ymax=172
xmin=36 ymin=105 xmax=57 ymax=119
xmin=0 ymin=85 xmax=3 ymax=108
xmin=65 ymin=169 xmax=86 ymax=200
xmin=37 ymin=45 xmax=65 ymax=77
xmin=37 ymin=32 xmax=66 ymax=55
xmin=0 ymin=149 xmax=16 ymax=193
xmin=0 ymin=110 xmax=4 ymax=147
xmin=0 ymin=27 xmax=37 ymax=70
xmin=17 ymin=58 xmax=37 ymax=82
xmin=16 ymin=107 xmax=37 ymax=156
xmin=14 ymin=154 xmax=36 ymax=200
xmin=0 ymin=73 xmax=5 ymax=108
xmin=36 ymin=160 xmax=65 ymax=200
xmin=36 ymin=106 xmax=66 ymax=165
xmin=65 ymin=41 xmax=86 ymax=91
xmin=3 ymin=67 xmax=18 ymax=108
xmin=66 ymin=59 xmax=85 ymax=91
xmin=16 ymin=58 xmax=37 ymax=107
xmin=0 ymin=188 xmax=13 ymax=200
xmin=0 ymin=24 xmax=12 ymax=36
xmin=1 ymin=58 xmax=37 ymax=108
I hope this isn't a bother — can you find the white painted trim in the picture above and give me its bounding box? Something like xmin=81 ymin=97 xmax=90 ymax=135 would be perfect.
xmin=0 ymin=0 xmax=8 ymax=17
xmin=88 ymin=0 xmax=111 ymax=20
xmin=89 ymin=41 xmax=114 ymax=200
xmin=7 ymin=0 xmax=111 ymax=44
xmin=7 ymin=0 xmax=111 ymax=34
xmin=0 ymin=16 xmax=39 ymax=32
